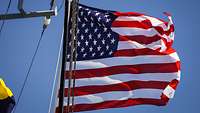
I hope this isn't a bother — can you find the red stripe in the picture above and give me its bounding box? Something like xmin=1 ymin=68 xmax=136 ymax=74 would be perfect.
xmin=169 ymin=79 xmax=179 ymax=90
xmin=55 ymin=98 xmax=168 ymax=112
xmin=114 ymin=12 xmax=144 ymax=16
xmin=65 ymin=61 xmax=180 ymax=79
xmin=160 ymin=93 xmax=170 ymax=104
xmin=112 ymin=20 xmax=152 ymax=29
xmin=114 ymin=48 xmax=176 ymax=57
xmin=119 ymin=35 xmax=162 ymax=44
xmin=161 ymin=37 xmax=174 ymax=49
xmin=64 ymin=81 xmax=169 ymax=96
xmin=154 ymin=25 xmax=174 ymax=36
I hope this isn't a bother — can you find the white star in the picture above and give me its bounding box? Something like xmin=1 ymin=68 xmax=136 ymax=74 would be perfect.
xmin=85 ymin=40 xmax=89 ymax=46
xmin=89 ymin=47 xmax=93 ymax=52
xmin=94 ymin=28 xmax=98 ymax=33
xmin=67 ymin=54 xmax=70 ymax=59
xmin=98 ymin=23 xmax=101 ymax=27
xmin=84 ymin=17 xmax=88 ymax=22
xmin=83 ymin=53 xmax=87 ymax=57
xmin=81 ymin=47 xmax=85 ymax=52
xmin=85 ymin=28 xmax=89 ymax=33
xmin=93 ymin=40 xmax=97 ymax=45
xmin=90 ymin=22 xmax=94 ymax=27
xmin=104 ymin=27 xmax=107 ymax=32
xmin=91 ymin=17 xmax=94 ymax=21
xmin=85 ymin=8 xmax=89 ymax=11
xmin=77 ymin=29 xmax=80 ymax=34
xmin=109 ymin=51 xmax=113 ymax=55
xmin=97 ymin=33 xmax=101 ymax=38
xmin=92 ymin=53 xmax=96 ymax=57
xmin=77 ymin=41 xmax=80 ymax=46
xmin=95 ymin=12 xmax=100 ymax=16
xmin=97 ymin=45 xmax=101 ymax=51
xmin=81 ymin=23 xmax=86 ymax=28
xmin=102 ymin=39 xmax=105 ymax=44
xmin=89 ymin=34 xmax=92 ymax=39
xmin=81 ymin=35 xmax=84 ymax=40
xmin=78 ymin=17 xmax=81 ymax=22
xmin=80 ymin=11 xmax=84 ymax=16
xmin=98 ymin=17 xmax=101 ymax=21
xmin=100 ymin=52 xmax=104 ymax=56
xmin=107 ymin=33 xmax=111 ymax=38
xmin=106 ymin=45 xmax=109 ymax=50
xmin=111 ymin=38 xmax=115 ymax=44
xmin=105 ymin=15 xmax=109 ymax=18
xmin=106 ymin=18 xmax=111 ymax=23
xmin=88 ymin=11 xmax=91 ymax=15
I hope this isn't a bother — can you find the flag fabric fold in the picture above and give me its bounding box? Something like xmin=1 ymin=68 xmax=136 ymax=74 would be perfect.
xmin=57 ymin=4 xmax=181 ymax=112
xmin=0 ymin=78 xmax=15 ymax=113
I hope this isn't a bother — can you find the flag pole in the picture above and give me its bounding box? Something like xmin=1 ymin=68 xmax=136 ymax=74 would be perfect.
xmin=58 ymin=0 xmax=71 ymax=113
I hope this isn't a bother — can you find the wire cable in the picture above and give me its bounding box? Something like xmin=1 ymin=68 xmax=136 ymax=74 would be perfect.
xmin=13 ymin=28 xmax=46 ymax=113
xmin=0 ymin=0 xmax=12 ymax=38
xmin=47 ymin=30 xmax=64 ymax=113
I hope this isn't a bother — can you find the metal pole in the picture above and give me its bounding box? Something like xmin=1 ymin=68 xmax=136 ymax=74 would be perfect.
xmin=58 ymin=0 xmax=71 ymax=113
xmin=18 ymin=0 xmax=26 ymax=14
xmin=0 ymin=9 xmax=57 ymax=20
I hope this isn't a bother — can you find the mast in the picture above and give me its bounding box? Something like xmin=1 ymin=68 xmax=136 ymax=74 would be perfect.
xmin=57 ymin=0 xmax=70 ymax=113
xmin=58 ymin=0 xmax=78 ymax=112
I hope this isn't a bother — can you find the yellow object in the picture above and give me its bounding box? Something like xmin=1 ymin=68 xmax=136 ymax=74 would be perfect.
xmin=0 ymin=78 xmax=13 ymax=100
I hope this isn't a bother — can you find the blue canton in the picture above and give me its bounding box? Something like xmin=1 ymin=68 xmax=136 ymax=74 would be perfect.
xmin=67 ymin=5 xmax=119 ymax=61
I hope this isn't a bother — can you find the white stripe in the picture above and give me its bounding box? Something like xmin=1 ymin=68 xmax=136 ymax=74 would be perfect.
xmin=115 ymin=16 xmax=147 ymax=22
xmin=163 ymin=85 xmax=175 ymax=98
xmin=65 ymin=53 xmax=179 ymax=70
xmin=65 ymin=71 xmax=180 ymax=87
xmin=114 ymin=16 xmax=166 ymax=28
xmin=143 ymin=16 xmax=165 ymax=27
xmin=111 ymin=27 xmax=159 ymax=37
xmin=62 ymin=89 xmax=163 ymax=105
xmin=118 ymin=39 xmax=166 ymax=51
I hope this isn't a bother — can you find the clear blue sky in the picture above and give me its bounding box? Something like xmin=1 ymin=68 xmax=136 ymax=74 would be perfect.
xmin=0 ymin=0 xmax=199 ymax=113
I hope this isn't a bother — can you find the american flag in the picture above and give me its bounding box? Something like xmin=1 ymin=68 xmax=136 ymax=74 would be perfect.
xmin=57 ymin=4 xmax=181 ymax=112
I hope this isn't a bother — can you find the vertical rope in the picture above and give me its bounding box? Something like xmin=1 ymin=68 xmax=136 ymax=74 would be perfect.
xmin=71 ymin=0 xmax=79 ymax=113
xmin=67 ymin=0 xmax=78 ymax=112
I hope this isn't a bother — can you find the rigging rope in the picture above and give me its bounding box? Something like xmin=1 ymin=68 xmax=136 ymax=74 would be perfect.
xmin=66 ymin=0 xmax=75 ymax=112
xmin=71 ymin=0 xmax=79 ymax=113
xmin=0 ymin=0 xmax=12 ymax=38
xmin=66 ymin=0 xmax=79 ymax=112
xmin=13 ymin=28 xmax=46 ymax=113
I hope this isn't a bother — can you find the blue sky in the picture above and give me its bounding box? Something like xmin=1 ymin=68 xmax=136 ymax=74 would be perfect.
xmin=0 ymin=0 xmax=199 ymax=113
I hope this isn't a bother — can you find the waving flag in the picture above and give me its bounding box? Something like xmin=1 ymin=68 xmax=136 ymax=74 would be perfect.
xmin=57 ymin=4 xmax=181 ymax=112
xmin=0 ymin=78 xmax=15 ymax=113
